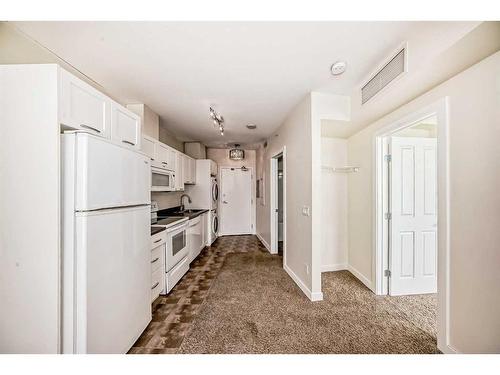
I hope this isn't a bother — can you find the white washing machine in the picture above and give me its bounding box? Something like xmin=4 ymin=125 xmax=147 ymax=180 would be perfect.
xmin=208 ymin=209 xmax=219 ymax=245
xmin=211 ymin=177 xmax=219 ymax=210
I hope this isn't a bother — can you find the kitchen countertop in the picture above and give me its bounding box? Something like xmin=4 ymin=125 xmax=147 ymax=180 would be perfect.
xmin=151 ymin=226 xmax=166 ymax=236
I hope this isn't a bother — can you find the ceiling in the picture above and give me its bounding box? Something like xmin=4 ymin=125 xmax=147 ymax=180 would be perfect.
xmin=13 ymin=21 xmax=481 ymax=147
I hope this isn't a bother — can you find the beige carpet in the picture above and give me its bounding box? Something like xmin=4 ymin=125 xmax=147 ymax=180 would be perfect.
xmin=179 ymin=249 xmax=438 ymax=354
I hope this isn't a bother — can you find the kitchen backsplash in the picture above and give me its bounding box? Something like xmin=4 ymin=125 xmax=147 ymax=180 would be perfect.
xmin=151 ymin=191 xmax=184 ymax=209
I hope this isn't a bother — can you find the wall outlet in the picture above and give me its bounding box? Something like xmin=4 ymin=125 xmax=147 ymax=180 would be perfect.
xmin=302 ymin=206 xmax=310 ymax=216
xmin=305 ymin=264 xmax=310 ymax=275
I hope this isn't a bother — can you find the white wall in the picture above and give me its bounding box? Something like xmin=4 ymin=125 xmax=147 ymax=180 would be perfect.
xmin=321 ymin=137 xmax=348 ymax=272
xmin=256 ymin=92 xmax=350 ymax=300
xmin=207 ymin=148 xmax=257 ymax=233
xmin=347 ymin=51 xmax=500 ymax=353
xmin=256 ymin=94 xmax=316 ymax=298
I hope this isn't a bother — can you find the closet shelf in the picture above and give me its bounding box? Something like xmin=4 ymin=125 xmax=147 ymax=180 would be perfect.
xmin=322 ymin=166 xmax=360 ymax=173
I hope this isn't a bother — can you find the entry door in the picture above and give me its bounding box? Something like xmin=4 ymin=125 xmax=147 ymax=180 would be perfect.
xmin=389 ymin=137 xmax=437 ymax=296
xmin=220 ymin=168 xmax=253 ymax=235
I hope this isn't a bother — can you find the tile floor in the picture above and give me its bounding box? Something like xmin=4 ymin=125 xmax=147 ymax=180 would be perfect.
xmin=128 ymin=235 xmax=266 ymax=354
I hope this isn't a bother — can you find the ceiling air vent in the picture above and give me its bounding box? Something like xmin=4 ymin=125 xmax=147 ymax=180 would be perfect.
xmin=361 ymin=46 xmax=407 ymax=104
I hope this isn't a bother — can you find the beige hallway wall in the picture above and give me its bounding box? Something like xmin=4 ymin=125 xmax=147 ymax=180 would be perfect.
xmin=347 ymin=50 xmax=500 ymax=353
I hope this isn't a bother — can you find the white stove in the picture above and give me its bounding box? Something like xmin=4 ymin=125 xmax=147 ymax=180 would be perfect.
xmin=151 ymin=201 xmax=190 ymax=294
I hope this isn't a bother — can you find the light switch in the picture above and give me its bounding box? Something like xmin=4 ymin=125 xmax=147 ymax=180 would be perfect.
xmin=302 ymin=206 xmax=310 ymax=216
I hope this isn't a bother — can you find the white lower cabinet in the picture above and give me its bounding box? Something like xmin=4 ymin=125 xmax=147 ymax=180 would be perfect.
xmin=200 ymin=213 xmax=208 ymax=247
xmin=150 ymin=230 xmax=166 ymax=302
xmin=188 ymin=216 xmax=203 ymax=262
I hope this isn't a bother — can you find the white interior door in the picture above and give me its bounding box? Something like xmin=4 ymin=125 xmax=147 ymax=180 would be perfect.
xmin=390 ymin=136 xmax=437 ymax=296
xmin=220 ymin=167 xmax=253 ymax=235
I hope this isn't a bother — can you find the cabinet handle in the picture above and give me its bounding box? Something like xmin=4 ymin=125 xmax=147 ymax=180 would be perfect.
xmin=80 ymin=124 xmax=101 ymax=133
xmin=162 ymin=162 xmax=168 ymax=165
xmin=122 ymin=140 xmax=135 ymax=146
xmin=153 ymin=238 xmax=162 ymax=243
xmin=151 ymin=257 xmax=160 ymax=264
xmin=151 ymin=282 xmax=160 ymax=290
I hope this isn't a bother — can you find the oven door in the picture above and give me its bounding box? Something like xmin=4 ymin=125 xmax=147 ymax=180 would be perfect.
xmin=165 ymin=222 xmax=189 ymax=271
xmin=151 ymin=167 xmax=175 ymax=192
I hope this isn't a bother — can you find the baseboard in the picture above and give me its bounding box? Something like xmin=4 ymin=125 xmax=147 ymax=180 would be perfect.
xmin=283 ymin=263 xmax=323 ymax=302
xmin=256 ymin=232 xmax=271 ymax=252
xmin=347 ymin=264 xmax=373 ymax=291
xmin=438 ymin=342 xmax=460 ymax=354
xmin=321 ymin=263 xmax=348 ymax=272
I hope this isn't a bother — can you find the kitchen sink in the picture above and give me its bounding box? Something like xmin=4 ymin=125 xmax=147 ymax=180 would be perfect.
xmin=174 ymin=209 xmax=203 ymax=214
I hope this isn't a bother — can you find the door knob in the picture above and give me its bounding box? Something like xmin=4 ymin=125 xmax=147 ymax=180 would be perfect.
xmin=222 ymin=200 xmax=228 ymax=204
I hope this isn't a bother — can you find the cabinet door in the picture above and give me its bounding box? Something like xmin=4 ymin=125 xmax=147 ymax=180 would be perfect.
xmin=111 ymin=102 xmax=141 ymax=150
xmin=183 ymin=155 xmax=190 ymax=184
xmin=59 ymin=69 xmax=110 ymax=137
xmin=141 ymin=136 xmax=156 ymax=161
xmin=157 ymin=144 xmax=173 ymax=170
xmin=168 ymin=148 xmax=176 ymax=172
xmin=200 ymin=214 xmax=206 ymax=249
xmin=175 ymin=152 xmax=184 ymax=191
xmin=190 ymin=158 xmax=196 ymax=184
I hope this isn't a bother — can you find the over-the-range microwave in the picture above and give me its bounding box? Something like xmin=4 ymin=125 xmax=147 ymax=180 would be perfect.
xmin=151 ymin=166 xmax=175 ymax=192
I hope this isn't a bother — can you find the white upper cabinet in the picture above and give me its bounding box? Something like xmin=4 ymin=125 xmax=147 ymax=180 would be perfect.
xmin=141 ymin=135 xmax=156 ymax=161
xmin=111 ymin=102 xmax=141 ymax=150
xmin=59 ymin=67 xmax=142 ymax=151
xmin=174 ymin=152 xmax=184 ymax=191
xmin=183 ymin=155 xmax=196 ymax=184
xmin=59 ymin=68 xmax=110 ymax=137
xmin=156 ymin=143 xmax=176 ymax=171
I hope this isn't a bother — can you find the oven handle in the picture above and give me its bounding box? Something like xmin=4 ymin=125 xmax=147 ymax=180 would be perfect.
xmin=167 ymin=222 xmax=188 ymax=234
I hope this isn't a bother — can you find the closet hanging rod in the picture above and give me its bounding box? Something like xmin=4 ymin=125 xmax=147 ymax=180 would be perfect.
xmin=321 ymin=166 xmax=360 ymax=173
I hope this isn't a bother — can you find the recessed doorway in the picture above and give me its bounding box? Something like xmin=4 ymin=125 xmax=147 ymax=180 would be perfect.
xmin=373 ymin=98 xmax=451 ymax=353
xmin=219 ymin=166 xmax=254 ymax=236
xmin=270 ymin=147 xmax=286 ymax=263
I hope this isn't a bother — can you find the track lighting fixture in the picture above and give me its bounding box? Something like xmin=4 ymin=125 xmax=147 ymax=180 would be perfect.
xmin=209 ymin=106 xmax=225 ymax=136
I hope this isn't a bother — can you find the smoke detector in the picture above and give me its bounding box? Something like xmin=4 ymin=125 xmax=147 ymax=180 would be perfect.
xmin=246 ymin=124 xmax=257 ymax=130
xmin=330 ymin=61 xmax=347 ymax=76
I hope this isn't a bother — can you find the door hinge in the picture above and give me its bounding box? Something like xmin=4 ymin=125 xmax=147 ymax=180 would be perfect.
xmin=385 ymin=212 xmax=392 ymax=220
xmin=384 ymin=269 xmax=391 ymax=277
xmin=385 ymin=154 xmax=392 ymax=162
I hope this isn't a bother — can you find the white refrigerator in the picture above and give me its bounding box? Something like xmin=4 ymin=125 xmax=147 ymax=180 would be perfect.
xmin=61 ymin=132 xmax=151 ymax=354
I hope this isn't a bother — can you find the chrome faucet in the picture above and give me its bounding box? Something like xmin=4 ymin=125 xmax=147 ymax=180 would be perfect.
xmin=179 ymin=194 xmax=192 ymax=212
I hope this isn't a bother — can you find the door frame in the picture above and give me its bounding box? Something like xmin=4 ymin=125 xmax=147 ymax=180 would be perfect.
xmin=373 ymin=97 xmax=451 ymax=353
xmin=270 ymin=147 xmax=286 ymax=260
xmin=218 ymin=166 xmax=255 ymax=236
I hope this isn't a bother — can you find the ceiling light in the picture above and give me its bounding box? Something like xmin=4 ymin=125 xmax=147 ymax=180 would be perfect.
xmin=330 ymin=61 xmax=347 ymax=76
xmin=229 ymin=145 xmax=244 ymax=160
xmin=246 ymin=124 xmax=257 ymax=130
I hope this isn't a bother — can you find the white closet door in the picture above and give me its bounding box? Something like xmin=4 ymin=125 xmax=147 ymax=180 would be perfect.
xmin=390 ymin=137 xmax=437 ymax=296
xmin=220 ymin=168 xmax=253 ymax=235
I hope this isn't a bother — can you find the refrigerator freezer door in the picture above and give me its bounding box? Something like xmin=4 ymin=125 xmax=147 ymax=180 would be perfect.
xmin=70 ymin=133 xmax=150 ymax=211
xmin=71 ymin=205 xmax=151 ymax=354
